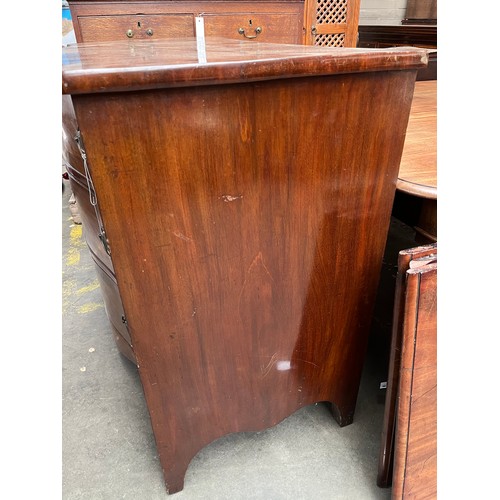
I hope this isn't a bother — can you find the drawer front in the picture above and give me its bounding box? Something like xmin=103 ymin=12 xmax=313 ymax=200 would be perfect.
xmin=202 ymin=13 xmax=303 ymax=44
xmin=77 ymin=14 xmax=194 ymax=42
xmin=92 ymin=257 xmax=132 ymax=346
xmin=66 ymin=167 xmax=115 ymax=274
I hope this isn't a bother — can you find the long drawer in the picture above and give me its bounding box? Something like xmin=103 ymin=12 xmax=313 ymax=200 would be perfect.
xmin=92 ymin=256 xmax=135 ymax=356
xmin=77 ymin=13 xmax=195 ymax=42
xmin=202 ymin=12 xmax=303 ymax=44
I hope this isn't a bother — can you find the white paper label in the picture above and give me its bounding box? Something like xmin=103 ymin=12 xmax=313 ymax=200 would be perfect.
xmin=195 ymin=17 xmax=207 ymax=64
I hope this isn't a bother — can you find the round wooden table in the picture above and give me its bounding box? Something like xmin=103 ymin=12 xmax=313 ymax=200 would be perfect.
xmin=397 ymin=80 xmax=436 ymax=240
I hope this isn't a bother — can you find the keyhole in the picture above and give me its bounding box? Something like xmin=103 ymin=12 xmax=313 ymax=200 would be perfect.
xmin=137 ymin=21 xmax=141 ymax=28
xmin=249 ymin=19 xmax=252 ymax=26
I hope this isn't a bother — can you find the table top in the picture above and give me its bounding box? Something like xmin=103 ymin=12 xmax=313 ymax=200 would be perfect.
xmin=397 ymin=80 xmax=437 ymax=200
xmin=62 ymin=37 xmax=427 ymax=94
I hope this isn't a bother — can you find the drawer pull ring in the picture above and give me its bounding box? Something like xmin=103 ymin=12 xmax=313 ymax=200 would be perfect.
xmin=238 ymin=26 xmax=262 ymax=39
xmin=126 ymin=29 xmax=134 ymax=38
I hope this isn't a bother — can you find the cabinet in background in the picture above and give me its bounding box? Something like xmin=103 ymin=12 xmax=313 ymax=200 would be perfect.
xmin=68 ymin=0 xmax=361 ymax=47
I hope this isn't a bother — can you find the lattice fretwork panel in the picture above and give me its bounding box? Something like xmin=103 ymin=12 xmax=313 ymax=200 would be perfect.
xmin=314 ymin=33 xmax=346 ymax=47
xmin=316 ymin=0 xmax=348 ymax=24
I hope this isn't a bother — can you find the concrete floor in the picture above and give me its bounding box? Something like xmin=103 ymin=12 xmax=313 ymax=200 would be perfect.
xmin=62 ymin=181 xmax=417 ymax=499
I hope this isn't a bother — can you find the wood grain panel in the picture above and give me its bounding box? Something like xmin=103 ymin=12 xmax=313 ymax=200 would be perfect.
xmin=377 ymin=243 xmax=437 ymax=488
xmin=392 ymin=261 xmax=437 ymax=498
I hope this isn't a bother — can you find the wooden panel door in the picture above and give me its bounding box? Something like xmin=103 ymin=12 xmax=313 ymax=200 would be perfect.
xmin=303 ymin=0 xmax=361 ymax=47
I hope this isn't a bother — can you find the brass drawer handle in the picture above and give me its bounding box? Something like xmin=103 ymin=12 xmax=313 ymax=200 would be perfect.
xmin=126 ymin=28 xmax=153 ymax=38
xmin=238 ymin=26 xmax=262 ymax=39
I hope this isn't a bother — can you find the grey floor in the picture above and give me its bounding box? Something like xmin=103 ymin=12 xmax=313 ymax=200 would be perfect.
xmin=62 ymin=182 xmax=417 ymax=499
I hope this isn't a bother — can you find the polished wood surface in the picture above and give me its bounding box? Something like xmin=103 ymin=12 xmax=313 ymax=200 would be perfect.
xmin=392 ymin=252 xmax=437 ymax=498
xmin=63 ymin=39 xmax=425 ymax=494
xmin=62 ymin=38 xmax=427 ymax=94
xmin=377 ymin=243 xmax=437 ymax=488
xmin=397 ymin=80 xmax=436 ymax=200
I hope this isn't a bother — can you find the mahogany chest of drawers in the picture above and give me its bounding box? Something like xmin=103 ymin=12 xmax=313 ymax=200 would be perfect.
xmin=64 ymin=0 xmax=362 ymax=363
xmin=62 ymin=37 xmax=426 ymax=493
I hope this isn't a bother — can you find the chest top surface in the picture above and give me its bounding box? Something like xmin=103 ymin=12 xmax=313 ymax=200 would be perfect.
xmin=62 ymin=38 xmax=427 ymax=94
